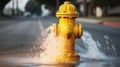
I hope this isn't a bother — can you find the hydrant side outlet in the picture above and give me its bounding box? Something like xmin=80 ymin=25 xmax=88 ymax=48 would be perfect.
xmin=50 ymin=1 xmax=83 ymax=63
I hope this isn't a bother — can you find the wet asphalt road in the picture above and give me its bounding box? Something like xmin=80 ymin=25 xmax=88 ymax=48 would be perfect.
xmin=80 ymin=22 xmax=120 ymax=57
xmin=0 ymin=16 xmax=120 ymax=67
xmin=0 ymin=17 xmax=57 ymax=50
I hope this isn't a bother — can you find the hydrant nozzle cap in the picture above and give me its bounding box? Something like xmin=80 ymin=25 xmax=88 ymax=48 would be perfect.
xmin=56 ymin=1 xmax=79 ymax=18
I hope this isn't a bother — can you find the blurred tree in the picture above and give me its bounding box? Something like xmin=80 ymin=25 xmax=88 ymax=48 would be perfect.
xmin=35 ymin=0 xmax=78 ymax=15
xmin=0 ymin=0 xmax=10 ymax=16
xmin=25 ymin=0 xmax=42 ymax=15
xmin=35 ymin=0 xmax=65 ymax=15
xmin=90 ymin=0 xmax=108 ymax=7
xmin=90 ymin=0 xmax=120 ymax=8
xmin=90 ymin=0 xmax=120 ymax=16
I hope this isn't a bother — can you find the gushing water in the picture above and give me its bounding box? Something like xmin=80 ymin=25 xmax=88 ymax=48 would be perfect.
xmin=28 ymin=27 xmax=60 ymax=63
xmin=36 ymin=32 xmax=59 ymax=63
xmin=80 ymin=31 xmax=107 ymax=59
xmin=28 ymin=27 xmax=108 ymax=63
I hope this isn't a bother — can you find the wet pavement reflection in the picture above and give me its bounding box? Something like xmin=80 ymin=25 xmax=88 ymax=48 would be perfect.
xmin=0 ymin=56 xmax=120 ymax=67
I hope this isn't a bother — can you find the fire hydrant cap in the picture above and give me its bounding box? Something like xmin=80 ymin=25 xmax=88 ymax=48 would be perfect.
xmin=56 ymin=1 xmax=79 ymax=18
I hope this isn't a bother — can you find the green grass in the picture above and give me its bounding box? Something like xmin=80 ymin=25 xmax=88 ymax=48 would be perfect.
xmin=88 ymin=16 xmax=120 ymax=22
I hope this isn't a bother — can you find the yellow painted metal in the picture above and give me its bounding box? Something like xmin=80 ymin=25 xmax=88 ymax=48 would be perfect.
xmin=51 ymin=1 xmax=83 ymax=63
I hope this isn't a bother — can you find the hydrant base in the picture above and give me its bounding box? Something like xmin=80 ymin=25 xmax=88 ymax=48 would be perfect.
xmin=52 ymin=53 xmax=80 ymax=63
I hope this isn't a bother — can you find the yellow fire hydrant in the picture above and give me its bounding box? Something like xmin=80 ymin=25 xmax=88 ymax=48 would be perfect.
xmin=51 ymin=1 xmax=83 ymax=63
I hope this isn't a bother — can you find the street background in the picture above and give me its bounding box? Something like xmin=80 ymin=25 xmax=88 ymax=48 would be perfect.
xmin=0 ymin=0 xmax=120 ymax=67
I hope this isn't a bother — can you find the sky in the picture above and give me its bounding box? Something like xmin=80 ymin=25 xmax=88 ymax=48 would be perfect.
xmin=5 ymin=0 xmax=29 ymax=11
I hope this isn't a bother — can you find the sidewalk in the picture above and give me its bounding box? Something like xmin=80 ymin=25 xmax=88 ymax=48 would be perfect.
xmin=76 ymin=18 xmax=100 ymax=24
xmin=76 ymin=18 xmax=120 ymax=28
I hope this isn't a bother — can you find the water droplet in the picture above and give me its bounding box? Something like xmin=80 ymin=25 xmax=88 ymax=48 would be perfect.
xmin=106 ymin=40 xmax=109 ymax=45
xmin=112 ymin=45 xmax=116 ymax=51
xmin=104 ymin=35 xmax=109 ymax=40
xmin=96 ymin=40 xmax=101 ymax=48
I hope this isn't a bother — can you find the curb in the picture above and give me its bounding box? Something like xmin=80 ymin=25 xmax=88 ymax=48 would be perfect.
xmin=76 ymin=18 xmax=120 ymax=28
xmin=97 ymin=21 xmax=120 ymax=28
xmin=76 ymin=18 xmax=99 ymax=24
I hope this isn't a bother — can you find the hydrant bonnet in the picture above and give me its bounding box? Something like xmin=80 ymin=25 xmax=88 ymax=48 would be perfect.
xmin=56 ymin=1 xmax=79 ymax=18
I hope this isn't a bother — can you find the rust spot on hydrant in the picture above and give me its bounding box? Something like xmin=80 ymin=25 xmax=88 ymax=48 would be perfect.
xmin=51 ymin=1 xmax=83 ymax=63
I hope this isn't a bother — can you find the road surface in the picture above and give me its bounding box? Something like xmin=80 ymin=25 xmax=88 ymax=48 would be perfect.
xmin=0 ymin=16 xmax=120 ymax=67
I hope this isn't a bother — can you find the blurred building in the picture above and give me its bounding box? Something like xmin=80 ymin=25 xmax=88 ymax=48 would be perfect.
xmin=77 ymin=0 xmax=120 ymax=17
xmin=76 ymin=0 xmax=92 ymax=17
xmin=108 ymin=5 xmax=120 ymax=16
xmin=3 ymin=0 xmax=29 ymax=16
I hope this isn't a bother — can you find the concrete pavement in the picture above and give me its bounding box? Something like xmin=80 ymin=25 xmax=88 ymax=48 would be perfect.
xmin=76 ymin=18 xmax=120 ymax=28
